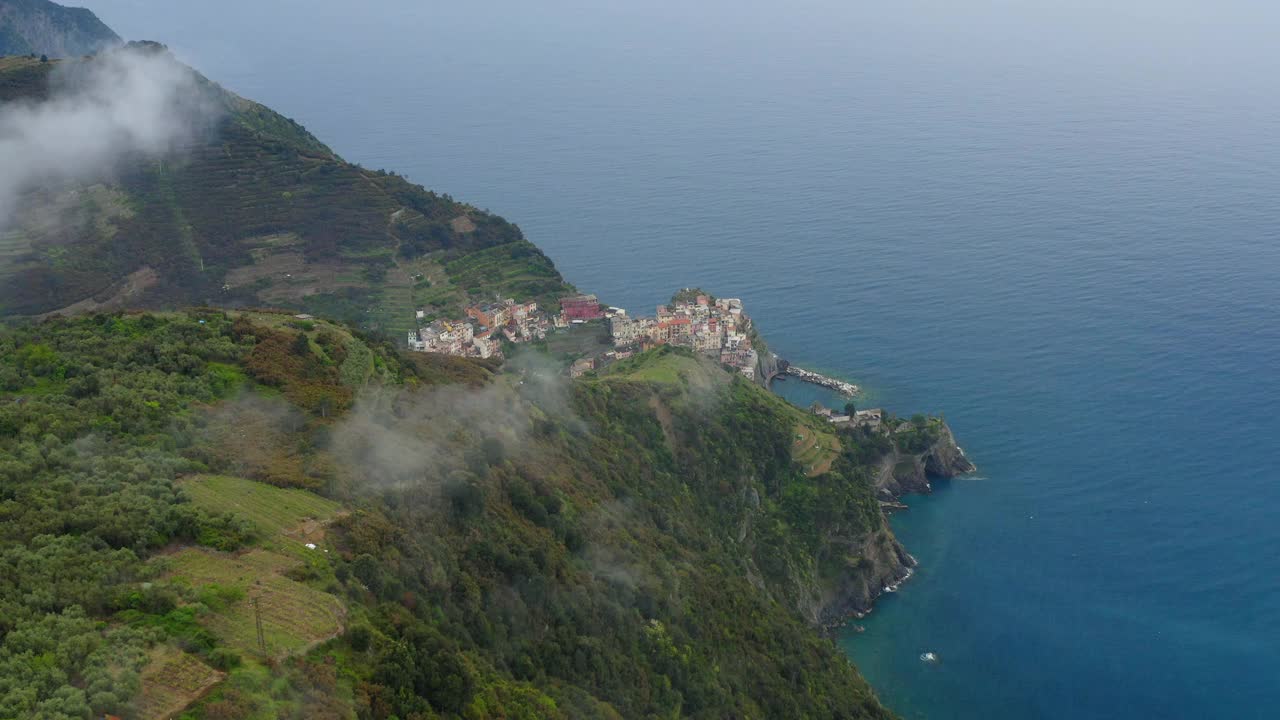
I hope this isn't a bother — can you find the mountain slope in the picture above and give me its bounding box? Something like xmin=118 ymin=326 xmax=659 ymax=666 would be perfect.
xmin=0 ymin=31 xmax=977 ymax=720
xmin=0 ymin=49 xmax=572 ymax=335
xmin=0 ymin=312 xmax=927 ymax=719
xmin=0 ymin=0 xmax=118 ymax=57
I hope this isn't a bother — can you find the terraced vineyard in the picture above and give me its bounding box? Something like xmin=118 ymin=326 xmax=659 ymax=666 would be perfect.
xmin=794 ymin=423 xmax=842 ymax=477
xmin=370 ymin=266 xmax=418 ymax=341
xmin=0 ymin=55 xmax=52 ymax=101
xmin=180 ymin=475 xmax=341 ymax=556
xmin=161 ymin=547 xmax=345 ymax=657
xmin=0 ymin=228 xmax=29 ymax=284
xmin=134 ymin=647 xmax=224 ymax=720
xmin=155 ymin=474 xmax=353 ymax=671
xmin=0 ymin=53 xmax=571 ymax=330
xmin=444 ymin=240 xmax=572 ymax=312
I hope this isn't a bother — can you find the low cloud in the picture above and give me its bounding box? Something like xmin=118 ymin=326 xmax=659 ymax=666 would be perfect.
xmin=0 ymin=45 xmax=217 ymax=230
xmin=194 ymin=393 xmax=316 ymax=488
xmin=330 ymin=360 xmax=584 ymax=498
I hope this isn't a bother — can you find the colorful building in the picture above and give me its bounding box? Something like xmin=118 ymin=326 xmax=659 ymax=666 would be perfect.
xmin=561 ymin=294 xmax=604 ymax=321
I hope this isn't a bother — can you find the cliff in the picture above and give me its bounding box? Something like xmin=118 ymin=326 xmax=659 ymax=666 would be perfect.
xmin=0 ymin=0 xmax=118 ymax=57
xmin=874 ymin=418 xmax=976 ymax=498
xmin=812 ymin=418 xmax=974 ymax=626
xmin=755 ymin=346 xmax=781 ymax=385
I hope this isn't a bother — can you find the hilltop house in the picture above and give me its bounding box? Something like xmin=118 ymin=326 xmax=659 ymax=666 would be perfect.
xmin=570 ymin=357 xmax=596 ymax=378
xmin=854 ymin=408 xmax=884 ymax=429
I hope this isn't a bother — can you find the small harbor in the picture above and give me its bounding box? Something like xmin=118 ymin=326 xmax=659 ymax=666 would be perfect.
xmin=782 ymin=365 xmax=860 ymax=396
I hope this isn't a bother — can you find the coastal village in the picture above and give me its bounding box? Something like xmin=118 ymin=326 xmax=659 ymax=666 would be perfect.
xmin=407 ymin=297 xmax=547 ymax=359
xmin=607 ymin=293 xmax=761 ymax=379
xmin=407 ymin=290 xmax=762 ymax=379
xmin=406 ymin=290 xmax=875 ymax=427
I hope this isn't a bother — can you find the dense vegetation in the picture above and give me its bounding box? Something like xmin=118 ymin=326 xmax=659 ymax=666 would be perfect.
xmin=0 ymin=53 xmax=573 ymax=335
xmin=0 ymin=9 xmax=982 ymax=718
xmin=0 ymin=314 xmax=915 ymax=719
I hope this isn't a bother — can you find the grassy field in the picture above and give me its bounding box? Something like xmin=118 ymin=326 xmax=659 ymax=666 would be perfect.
xmin=225 ymin=309 xmax=351 ymax=336
xmin=168 ymin=476 xmax=346 ymax=658
xmin=404 ymin=256 xmax=471 ymax=326
xmin=203 ymin=657 xmax=351 ymax=720
xmin=182 ymin=474 xmax=340 ymax=534
xmin=793 ymin=423 xmax=841 ymax=477
xmin=181 ymin=475 xmax=341 ymax=551
xmin=163 ymin=547 xmax=345 ymax=657
xmin=601 ymin=346 xmax=723 ymax=386
xmin=131 ymin=476 xmax=348 ymax=715
xmin=372 ymin=267 xmax=418 ymax=341
xmin=0 ymin=56 xmax=53 ymax=102
xmin=133 ymin=645 xmax=224 ymax=720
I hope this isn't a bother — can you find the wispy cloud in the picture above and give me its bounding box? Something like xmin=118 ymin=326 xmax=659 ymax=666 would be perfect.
xmin=0 ymin=45 xmax=217 ymax=231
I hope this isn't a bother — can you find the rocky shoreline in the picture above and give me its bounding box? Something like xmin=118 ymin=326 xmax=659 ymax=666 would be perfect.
xmin=813 ymin=421 xmax=976 ymax=631
xmin=749 ymin=331 xmax=974 ymax=634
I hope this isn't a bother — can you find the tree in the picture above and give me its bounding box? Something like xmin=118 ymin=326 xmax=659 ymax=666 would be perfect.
xmin=40 ymin=55 xmax=48 ymax=63
xmin=844 ymin=401 xmax=857 ymax=416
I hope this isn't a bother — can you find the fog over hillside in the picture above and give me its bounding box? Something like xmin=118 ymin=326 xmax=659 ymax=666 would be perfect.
xmin=0 ymin=46 xmax=213 ymax=233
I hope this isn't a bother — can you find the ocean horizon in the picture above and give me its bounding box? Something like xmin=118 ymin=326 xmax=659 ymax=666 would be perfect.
xmin=82 ymin=1 xmax=1280 ymax=717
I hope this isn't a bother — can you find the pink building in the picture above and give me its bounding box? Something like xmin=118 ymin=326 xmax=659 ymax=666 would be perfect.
xmin=561 ymin=294 xmax=604 ymax=321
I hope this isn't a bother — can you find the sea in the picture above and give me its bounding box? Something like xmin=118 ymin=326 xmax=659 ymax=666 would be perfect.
xmin=82 ymin=1 xmax=1280 ymax=717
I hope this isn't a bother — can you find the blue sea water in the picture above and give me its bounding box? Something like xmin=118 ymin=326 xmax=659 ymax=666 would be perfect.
xmin=83 ymin=1 xmax=1280 ymax=717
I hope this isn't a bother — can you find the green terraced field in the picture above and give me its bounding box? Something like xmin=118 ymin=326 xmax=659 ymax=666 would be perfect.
xmin=181 ymin=474 xmax=340 ymax=538
xmin=162 ymin=547 xmax=344 ymax=658
xmin=180 ymin=475 xmax=341 ymax=559
xmin=372 ymin=274 xmax=417 ymax=342
xmin=0 ymin=55 xmax=566 ymax=320
xmin=0 ymin=229 xmax=31 ymax=280
xmin=134 ymin=646 xmax=224 ymax=720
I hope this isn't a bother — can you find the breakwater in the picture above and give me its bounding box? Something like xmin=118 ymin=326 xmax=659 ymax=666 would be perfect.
xmin=784 ymin=365 xmax=859 ymax=396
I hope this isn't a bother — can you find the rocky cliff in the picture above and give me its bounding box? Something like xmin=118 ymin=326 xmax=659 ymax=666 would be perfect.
xmin=755 ymin=348 xmax=781 ymax=386
xmin=874 ymin=419 xmax=976 ymax=498
xmin=808 ymin=418 xmax=974 ymax=628
xmin=0 ymin=0 xmax=119 ymax=57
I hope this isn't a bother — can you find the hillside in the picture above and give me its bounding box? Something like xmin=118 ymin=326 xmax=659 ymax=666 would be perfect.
xmin=0 ymin=0 xmax=118 ymax=57
xmin=0 ymin=24 xmax=982 ymax=720
xmin=0 ymin=48 xmax=572 ymax=339
xmin=0 ymin=312 xmax=974 ymax=719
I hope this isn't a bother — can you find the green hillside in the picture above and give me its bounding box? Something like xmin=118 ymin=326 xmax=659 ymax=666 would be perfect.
xmin=0 ymin=312 xmax=945 ymax=719
xmin=0 ymin=24 xmax=978 ymax=720
xmin=0 ymin=51 xmax=572 ymax=334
